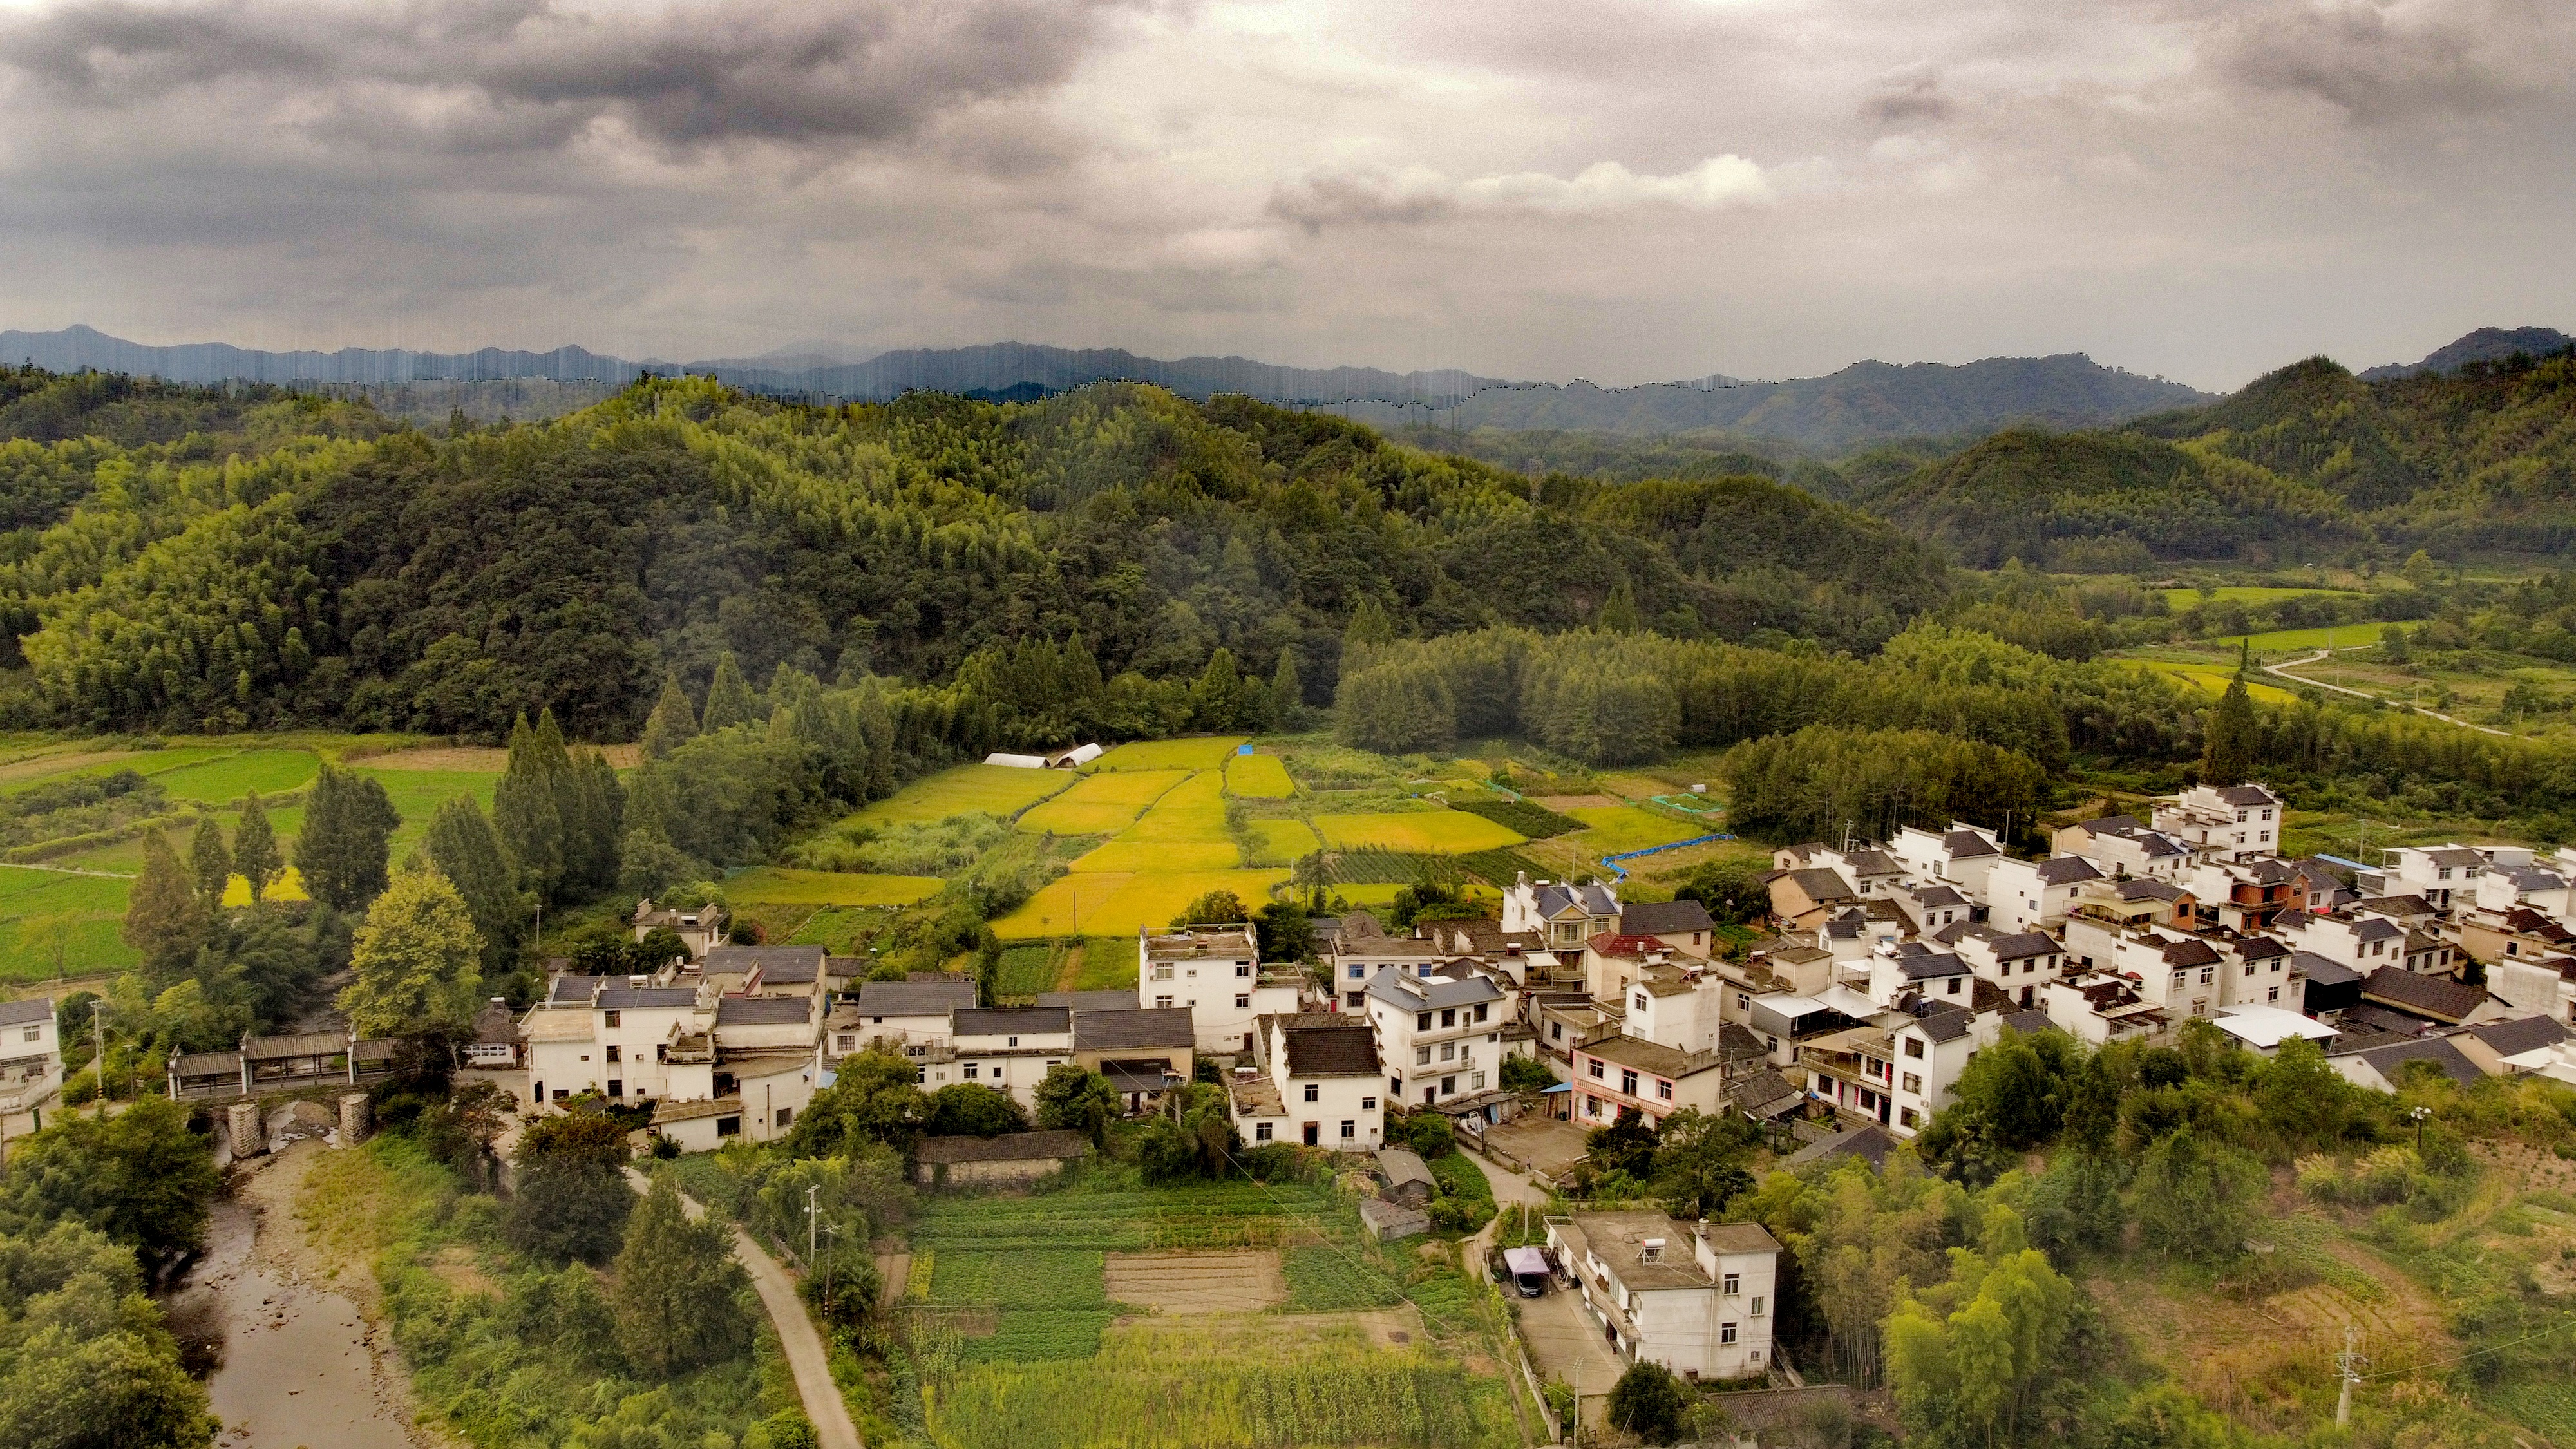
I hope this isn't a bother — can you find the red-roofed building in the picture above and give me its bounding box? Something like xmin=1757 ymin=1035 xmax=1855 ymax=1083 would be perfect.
xmin=1584 ymin=933 xmax=1680 ymax=1001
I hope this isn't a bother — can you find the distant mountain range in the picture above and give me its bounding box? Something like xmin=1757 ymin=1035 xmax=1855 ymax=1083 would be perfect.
xmin=2360 ymin=326 xmax=2574 ymax=381
xmin=1335 ymin=355 xmax=2213 ymax=453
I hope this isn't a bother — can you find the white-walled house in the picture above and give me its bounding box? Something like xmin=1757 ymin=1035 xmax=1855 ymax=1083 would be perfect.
xmin=526 ymin=984 xmax=706 ymax=1106
xmin=1886 ymin=999 xmax=1980 ymax=1135
xmin=828 ymin=978 xmax=980 ymax=1066
xmin=0 ymin=998 xmax=62 ymax=1140
xmin=1548 ymin=1212 xmax=1780 ymax=1381
xmin=950 ymin=1007 xmax=1075 ymax=1110
xmin=1985 ymin=855 xmax=2100 ymax=934
xmin=1502 ymin=876 xmax=1622 ymax=954
xmin=1367 ymin=966 xmax=1509 ymax=1106
xmin=1889 ymin=823 xmax=2004 ymax=900
xmin=1230 ymin=1012 xmax=1384 ymax=1150
xmin=2152 ymin=782 xmax=2282 ymax=862
xmin=1140 ymin=926 xmax=1299 ymax=1054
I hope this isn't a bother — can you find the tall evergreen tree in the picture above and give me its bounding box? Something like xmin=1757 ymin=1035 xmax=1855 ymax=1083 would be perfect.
xmin=1341 ymin=597 xmax=1395 ymax=674
xmin=493 ymin=714 xmax=568 ymax=902
xmin=1269 ymin=647 xmax=1305 ymax=728
xmin=120 ymin=833 xmax=206 ymax=986
xmin=296 ymin=764 xmax=401 ymax=912
xmin=562 ymin=748 xmax=625 ymax=897
xmin=231 ymin=793 xmax=283 ymax=905
xmin=612 ymin=1178 xmax=752 ymax=1376
xmin=2201 ymin=648 xmax=2259 ymax=786
xmin=1189 ymin=647 xmax=1247 ymax=731
xmin=424 ymin=795 xmax=527 ymax=978
xmin=855 ymin=677 xmax=896 ymax=802
xmin=1596 ymin=580 xmax=1643 ymax=633
xmin=336 ymin=859 xmax=484 ymax=1039
xmin=615 ymin=760 xmax=703 ymax=899
xmin=639 ymin=676 xmax=699 ymax=760
xmin=187 ymin=816 xmax=230 ymax=911
xmin=700 ymin=651 xmax=757 ymax=732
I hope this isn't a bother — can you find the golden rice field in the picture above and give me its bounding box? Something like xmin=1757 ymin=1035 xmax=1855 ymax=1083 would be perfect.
xmin=1245 ymin=819 xmax=1321 ymax=866
xmin=992 ymin=867 xmax=1289 ymax=940
xmin=2132 ymin=658 xmax=2304 ymax=706
xmin=851 ymin=763 xmax=1072 ymax=827
xmin=1222 ymin=752 xmax=1296 ymax=798
xmin=1086 ymin=737 xmax=1249 ymax=772
xmin=1311 ymin=811 xmax=1526 ymax=855
xmin=1070 ymin=839 xmax=1240 ymax=873
xmin=1122 ymin=770 xmax=1231 ymax=844
xmin=1018 ymin=770 xmax=1191 ymax=835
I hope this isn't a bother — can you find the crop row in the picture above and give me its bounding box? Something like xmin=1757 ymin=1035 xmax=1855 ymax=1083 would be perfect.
xmin=928 ymin=1249 xmax=1108 ymax=1311
xmin=1445 ymin=797 xmax=1584 ymax=838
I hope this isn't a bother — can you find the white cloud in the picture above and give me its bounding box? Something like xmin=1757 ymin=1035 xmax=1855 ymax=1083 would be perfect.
xmin=1271 ymin=155 xmax=1773 ymax=230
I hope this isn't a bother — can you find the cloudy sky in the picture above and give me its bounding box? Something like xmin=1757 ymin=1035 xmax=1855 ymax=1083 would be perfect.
xmin=1 ymin=0 xmax=2570 ymax=390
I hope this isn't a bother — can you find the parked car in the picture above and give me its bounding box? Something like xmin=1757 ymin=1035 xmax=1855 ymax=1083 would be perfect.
xmin=1502 ymin=1246 xmax=1551 ymax=1298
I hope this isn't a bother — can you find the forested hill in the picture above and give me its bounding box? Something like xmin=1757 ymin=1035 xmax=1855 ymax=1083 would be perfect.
xmin=0 ymin=366 xmax=1945 ymax=739
xmin=1855 ymin=352 xmax=2576 ymax=565
xmin=1337 ymin=354 xmax=2210 ymax=452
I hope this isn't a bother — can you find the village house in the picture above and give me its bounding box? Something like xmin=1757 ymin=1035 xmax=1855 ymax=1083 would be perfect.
xmin=1885 ymin=999 xmax=1984 ymax=1133
xmin=0 ymin=999 xmax=61 ymax=1139
xmin=1985 ymin=854 xmax=2100 ymax=934
xmin=1619 ymin=898 xmax=1719 ymax=958
xmin=1502 ymin=875 xmax=1624 ymax=956
xmin=1888 ymin=881 xmax=1972 ymax=936
xmin=2036 ymin=971 xmax=2169 ymax=1045
xmin=1888 ymin=822 xmax=2005 ymax=899
xmin=526 ymin=982 xmax=704 ymax=1105
xmin=2182 ymin=856 xmax=2301 ymax=933
xmin=631 ymin=898 xmax=727 ymax=959
xmin=2474 ymin=855 xmax=2575 ymax=920
xmin=1547 ymin=1212 xmax=1781 ymax=1381
xmin=2206 ymin=1003 xmax=2342 ymax=1056
xmin=1139 ymin=925 xmax=1302 ymax=1054
xmin=1763 ymin=866 xmax=1858 ymax=932
xmin=913 ymin=1128 xmax=1094 ymax=1186
xmin=1328 ymin=913 xmax=1450 ymax=1010
xmin=1231 ymin=1012 xmax=1383 ymax=1149
xmin=1368 ymin=964 xmax=1510 ymax=1106
xmin=2377 ymin=845 xmax=2489 ymax=915
xmin=1072 ymin=1006 xmax=1195 ymax=1113
xmin=1773 ymin=842 xmax=1909 ymax=897
xmin=2063 ymin=879 xmax=2197 ymax=965
xmin=2460 ymin=905 xmax=2571 ymax=978
xmin=1567 ymin=1032 xmax=1733 ymax=1127
xmin=2051 ymin=814 xmax=2195 ymax=882
xmin=828 ymin=977 xmax=980 ymax=1066
xmin=1953 ymin=929 xmax=2067 ymax=1009
xmin=2152 ymin=782 xmax=2282 ymax=861
xmin=950 ymin=1007 xmax=1075 ymax=1109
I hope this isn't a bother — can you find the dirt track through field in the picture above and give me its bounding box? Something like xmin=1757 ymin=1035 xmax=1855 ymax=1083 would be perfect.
xmin=1104 ymin=1250 xmax=1285 ymax=1314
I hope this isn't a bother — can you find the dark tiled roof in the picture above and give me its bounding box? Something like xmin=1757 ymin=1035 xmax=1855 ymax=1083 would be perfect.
xmin=914 ymin=1129 xmax=1094 ymax=1165
xmin=1987 ymin=932 xmax=2058 ymax=960
xmin=1842 ymin=849 xmax=1902 ymax=876
xmin=1728 ymin=1070 xmax=1805 ymax=1117
xmin=2216 ymin=784 xmax=2278 ymax=806
xmin=0 ymin=999 xmax=50 ymax=1027
xmin=2000 ymin=1009 xmax=2059 ymax=1036
xmin=1621 ymin=900 xmax=1716 ymax=936
xmin=702 ymin=944 xmax=829 ymax=976
xmin=549 ymin=974 xmax=611 ymax=1004
xmin=2343 ymin=1037 xmax=2482 ymax=1087
xmin=2077 ymin=815 xmax=2145 ymax=836
xmin=715 ymin=996 xmax=813 ymax=1026
xmin=856 ymin=980 xmax=980 ymax=1016
xmin=599 ymin=987 xmax=700 ymax=1011
xmin=1942 ymin=829 xmax=2000 ymax=858
xmin=1785 ymin=1124 xmax=1898 ymax=1170
xmin=2458 ymin=1015 xmax=2569 ymax=1057
xmin=2034 ymin=857 xmax=2101 ymax=885
xmin=1909 ymin=1005 xmax=1975 ymax=1043
xmin=171 ymin=1050 xmax=243 ymax=1077
xmin=1282 ymin=1023 xmax=1381 ymax=1077
xmin=1899 ymin=952 xmax=1970 ymax=980
xmin=1074 ymin=1007 xmax=1195 ymax=1052
xmin=2360 ymin=967 xmax=2489 ymax=1023
xmin=954 ymin=1007 xmax=1070 ymax=1036
xmin=2293 ymin=952 xmax=2360 ymax=985
xmin=2230 ymin=934 xmax=2290 ymax=960
xmin=2160 ymin=938 xmax=2222 ymax=969
xmin=1781 ymin=869 xmax=1857 ymax=902
xmin=1908 ymin=884 xmax=1967 ymax=907
xmin=243 ymin=1031 xmax=348 ymax=1061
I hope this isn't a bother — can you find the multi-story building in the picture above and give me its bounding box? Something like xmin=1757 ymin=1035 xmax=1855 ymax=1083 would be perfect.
xmin=951 ymin=1007 xmax=1075 ymax=1109
xmin=1889 ymin=823 xmax=2004 ymax=900
xmin=1502 ymin=875 xmax=1623 ymax=955
xmin=2152 ymin=782 xmax=2282 ymax=861
xmin=1367 ymin=965 xmax=1510 ymax=1106
xmin=1985 ymin=855 xmax=2100 ymax=934
xmin=2378 ymin=845 xmax=2488 ymax=914
xmin=1568 ymin=1031 xmax=1733 ymax=1127
xmin=828 ymin=977 xmax=980 ymax=1066
xmin=0 ymin=998 xmax=62 ymax=1139
xmin=1230 ymin=1012 xmax=1384 ymax=1150
xmin=1325 ymin=914 xmax=1446 ymax=1010
xmin=1138 ymin=926 xmax=1303 ymax=1054
xmin=1547 ymin=1212 xmax=1781 ymax=1381
xmin=2051 ymin=815 xmax=2195 ymax=882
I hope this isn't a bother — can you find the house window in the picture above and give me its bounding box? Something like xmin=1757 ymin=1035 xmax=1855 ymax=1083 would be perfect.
xmin=716 ymin=1115 xmax=741 ymax=1137
xmin=2268 ymin=985 xmax=2280 ymax=1002
xmin=604 ymin=1010 xmax=621 ymax=1027
xmin=1157 ymin=996 xmax=1175 ymax=1009
xmin=777 ymin=1108 xmax=793 ymax=1128
xmin=606 ymin=1045 xmax=621 ymax=1063
xmin=1362 ymin=1097 xmax=1376 ymax=1110
xmin=1751 ymin=1295 xmax=1766 ymax=1316
xmin=1236 ymin=964 xmax=1252 ymax=978
xmin=1736 ymin=992 xmax=1750 ymax=1011
xmin=1153 ymin=965 xmax=1174 ymax=980
xmin=1946 ymin=978 xmax=1961 ymax=995
xmin=1900 ymin=1108 xmax=1918 ymax=1128
xmin=1656 ymin=1079 xmax=1672 ymax=1100
xmin=1441 ymin=1076 xmax=1456 ymax=1095
xmin=1008 ymin=1036 xmax=1019 ymax=1047
xmin=1721 ymin=1322 xmax=1738 ymax=1345
xmin=1722 ymin=1272 xmax=1739 ymax=1294
xmin=19 ymin=1027 xmax=36 ymax=1043
xmin=963 ymin=1065 xmax=979 ymax=1079
xmin=1470 ymin=1073 xmax=1486 ymax=1090
xmin=1305 ymin=1084 xmax=1320 ymax=1103
xmin=1474 ymin=1003 xmax=1489 ymax=1022
xmin=1303 ymin=1122 xmax=1320 ymax=1146
xmin=2199 ymin=967 xmax=2214 ymax=985
xmin=1235 ymin=994 xmax=1251 ymax=1009
xmin=1439 ymin=1043 xmax=1455 ymax=1062
xmin=1349 ymin=965 xmax=1365 ymax=979
xmin=1589 ymin=1060 xmax=1605 ymax=1079
xmin=1417 ymin=1012 xmax=1432 ymax=1030
xmin=1634 ymin=994 xmax=1649 ymax=1012
xmin=1340 ymin=1120 xmax=1356 ymax=1139
xmin=1417 ymin=1046 xmax=1432 ymax=1066
xmin=1621 ymin=1069 xmax=1639 ymax=1095
xmin=1347 ymin=991 xmax=1365 ymax=1008
xmin=1255 ymin=1122 xmax=1273 ymax=1142
xmin=1441 ymin=1009 xmax=1455 ymax=1028
xmin=2244 ymin=963 xmax=2256 ymax=977
xmin=1903 ymin=1038 xmax=1924 ymax=1059
xmin=1551 ymin=1022 xmax=1564 ymax=1041
xmin=1902 ymin=1073 xmax=1921 ymax=1094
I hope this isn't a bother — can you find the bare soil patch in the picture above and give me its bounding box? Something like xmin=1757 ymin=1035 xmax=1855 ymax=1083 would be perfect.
xmin=430 ymin=1245 xmax=498 ymax=1298
xmin=0 ymin=748 xmax=135 ymax=784
xmin=1104 ymin=1249 xmax=1285 ymax=1314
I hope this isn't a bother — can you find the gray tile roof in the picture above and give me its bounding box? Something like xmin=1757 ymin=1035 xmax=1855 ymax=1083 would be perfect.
xmin=1986 ymin=932 xmax=2059 ymax=961
xmin=599 ymin=987 xmax=700 ymax=1011
xmin=2459 ymin=1015 xmax=2568 ymax=1057
xmin=714 ymin=996 xmax=813 ymax=1026
xmin=2000 ymin=1009 xmax=2059 ymax=1036
xmin=549 ymin=974 xmax=612 ymax=1003
xmin=1620 ymin=900 xmax=1716 ymax=936
xmin=1781 ymin=868 xmax=1857 ymax=902
xmin=1785 ymin=1124 xmax=1897 ymax=1170
xmin=1533 ymin=882 xmax=1620 ymax=918
xmin=914 ymin=1129 xmax=1093 ymax=1164
xmin=855 ymin=980 xmax=979 ymax=1016
xmin=954 ymin=1007 xmax=1070 ymax=1037
xmin=2342 ymin=1037 xmax=2482 ymax=1087
xmin=1282 ymin=1022 xmax=1381 ymax=1076
xmin=2293 ymin=952 xmax=2360 ymax=985
xmin=1073 ymin=1007 xmax=1195 ymax=1052
xmin=2360 ymin=966 xmax=2489 ymax=1023
xmin=2034 ymin=857 xmax=2101 ymax=885
xmin=0 ymin=999 xmax=50 ymax=1027
xmin=701 ymin=944 xmax=829 ymax=976
xmin=1908 ymin=1004 xmax=1975 ymax=1043
xmin=1908 ymin=884 xmax=1967 ymax=907
xmin=1942 ymin=829 xmax=2000 ymax=858
xmin=2216 ymin=784 xmax=2278 ymax=806
xmin=1898 ymin=951 xmax=1970 ymax=980
xmin=1365 ymin=971 xmax=1502 ymax=1012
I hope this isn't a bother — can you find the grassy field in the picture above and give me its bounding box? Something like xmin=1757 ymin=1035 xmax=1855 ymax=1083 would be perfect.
xmin=1087 ymin=737 xmax=1249 ymax=772
xmin=1222 ymin=753 xmax=1296 ymax=798
xmin=1312 ymin=812 xmax=1526 ymax=855
xmin=852 ymin=763 xmax=1071 ymax=828
xmin=2164 ymin=585 xmax=2358 ymax=608
xmin=724 ymin=866 xmax=945 ymax=907
xmin=1019 ymin=770 xmax=1189 ymax=836
xmin=2130 ymin=658 xmax=2306 ymax=706
xmin=902 ymin=1176 xmax=1517 ymax=1449
xmin=1566 ymin=804 xmax=1703 ymax=855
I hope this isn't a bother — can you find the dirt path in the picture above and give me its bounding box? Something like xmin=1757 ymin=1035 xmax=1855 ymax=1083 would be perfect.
xmin=1052 ymin=941 xmax=1085 ymax=992
xmin=162 ymin=1138 xmax=448 ymax=1449
xmin=628 ymin=1170 xmax=861 ymax=1449
xmin=2264 ymin=649 xmax=2511 ymax=737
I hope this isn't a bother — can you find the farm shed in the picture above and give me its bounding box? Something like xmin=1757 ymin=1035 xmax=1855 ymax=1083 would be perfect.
xmin=1376 ymin=1147 xmax=1435 ymax=1208
xmin=1358 ymin=1197 xmax=1430 ymax=1242
xmin=914 ymin=1128 xmax=1094 ymax=1187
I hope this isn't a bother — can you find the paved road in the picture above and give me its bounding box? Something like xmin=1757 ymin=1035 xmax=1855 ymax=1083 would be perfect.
xmin=629 ymin=1170 xmax=862 ymax=1449
xmin=2264 ymin=649 xmax=2512 ymax=737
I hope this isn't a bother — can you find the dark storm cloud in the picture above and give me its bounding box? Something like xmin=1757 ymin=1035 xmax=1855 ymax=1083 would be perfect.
xmin=0 ymin=0 xmax=1137 ymax=149
xmin=1864 ymin=63 xmax=1953 ymax=127
xmin=2211 ymin=0 xmax=2570 ymax=124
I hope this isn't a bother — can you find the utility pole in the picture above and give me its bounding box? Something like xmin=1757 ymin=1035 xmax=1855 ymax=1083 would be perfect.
xmin=91 ymin=1001 xmax=106 ymax=1118
xmin=806 ymin=1183 xmax=821 ymax=1269
xmin=2335 ymin=1323 xmax=2367 ymax=1426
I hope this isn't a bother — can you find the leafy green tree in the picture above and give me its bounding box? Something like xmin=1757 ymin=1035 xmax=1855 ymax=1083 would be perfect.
xmin=1189 ymin=647 xmax=1251 ymax=731
xmin=612 ymin=1178 xmax=751 ymax=1378
xmin=424 ymin=794 xmax=527 ymax=979
xmin=1676 ymin=857 xmax=1769 ymax=926
xmin=1585 ymin=1106 xmax=1660 ymax=1179
xmin=781 ymin=1050 xmax=931 ymax=1157
xmin=119 ymin=834 xmax=205 ymax=987
xmin=641 ymin=676 xmax=700 ymax=759
xmin=230 ymin=791 xmax=283 ymax=905
xmin=493 ymin=713 xmax=568 ymax=902
xmin=0 ymin=1221 xmax=215 ymax=1449
xmin=2255 ymin=1036 xmax=2353 ymax=1149
xmin=506 ymin=1112 xmax=634 ymax=1265
xmin=1884 ymin=1213 xmax=2075 ymax=1447
xmin=295 ymin=764 xmax=401 ymax=912
xmin=335 ymin=860 xmax=483 ymax=1038
xmin=1500 ymin=1054 xmax=1556 ymax=1093
xmin=1334 ymin=660 xmax=1455 ymax=753
xmin=185 ymin=817 xmax=229 ymax=912
xmin=2380 ymin=623 xmax=2412 ymax=663
xmin=1341 ymin=597 xmax=1396 ymax=673
xmin=1170 ymin=889 xmax=1249 ymax=928
xmin=1607 ymin=1360 xmax=1687 ymax=1443
xmin=701 ymin=650 xmax=757 ymax=732
xmin=1253 ymin=900 xmax=1315 ymax=962
xmin=1651 ymin=1108 xmax=1756 ymax=1217
xmin=1034 ymin=1064 xmax=1118 ymax=1146
xmin=2131 ymin=1128 xmax=2263 ymax=1264
xmin=925 ymin=1083 xmax=1027 ymax=1138
xmin=2199 ymin=655 xmax=2258 ymax=787
xmin=0 ymin=1095 xmax=220 ymax=1274
xmin=1596 ymin=580 xmax=1643 ymax=633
